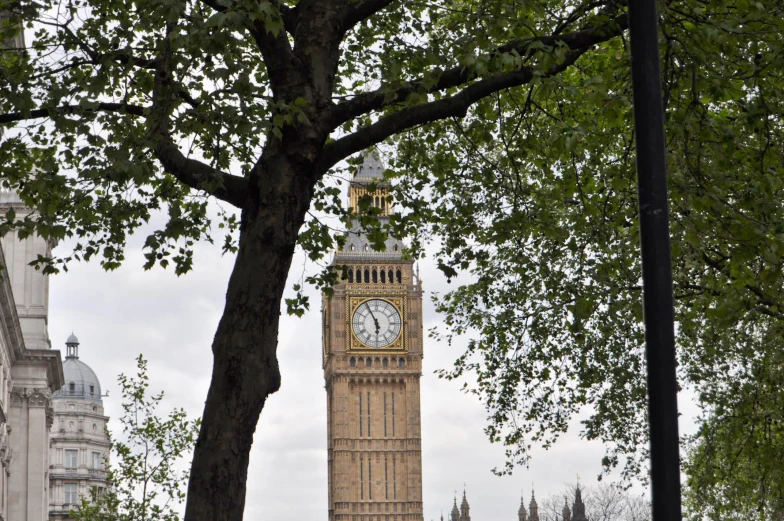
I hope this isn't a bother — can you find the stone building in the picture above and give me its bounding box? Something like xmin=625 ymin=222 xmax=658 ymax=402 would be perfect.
xmin=48 ymin=334 xmax=109 ymax=520
xmin=438 ymin=486 xmax=589 ymax=521
xmin=322 ymin=152 xmax=425 ymax=521
xmin=0 ymin=191 xmax=64 ymax=521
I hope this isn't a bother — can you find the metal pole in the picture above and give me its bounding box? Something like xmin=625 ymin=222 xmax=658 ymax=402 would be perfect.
xmin=626 ymin=1 xmax=682 ymax=520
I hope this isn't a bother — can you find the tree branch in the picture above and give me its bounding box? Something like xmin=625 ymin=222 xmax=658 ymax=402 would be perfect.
xmin=153 ymin=136 xmax=248 ymax=208
xmin=318 ymin=12 xmax=627 ymax=175
xmin=329 ymin=12 xmax=628 ymax=129
xmin=0 ymin=102 xmax=146 ymax=123
xmin=340 ymin=0 xmax=397 ymax=30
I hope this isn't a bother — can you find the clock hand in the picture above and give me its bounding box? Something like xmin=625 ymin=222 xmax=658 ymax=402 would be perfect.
xmin=366 ymin=303 xmax=381 ymax=334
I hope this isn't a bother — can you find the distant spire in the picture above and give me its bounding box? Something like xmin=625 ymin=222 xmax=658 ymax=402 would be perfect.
xmin=518 ymin=491 xmax=528 ymax=521
xmin=529 ymin=489 xmax=540 ymax=521
xmin=451 ymin=493 xmax=460 ymax=521
xmin=562 ymin=496 xmax=572 ymax=521
xmin=65 ymin=332 xmax=80 ymax=358
xmin=572 ymin=484 xmax=588 ymax=521
xmin=460 ymin=486 xmax=471 ymax=521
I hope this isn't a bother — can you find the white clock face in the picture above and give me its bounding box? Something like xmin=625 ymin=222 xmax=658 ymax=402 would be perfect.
xmin=352 ymin=299 xmax=402 ymax=348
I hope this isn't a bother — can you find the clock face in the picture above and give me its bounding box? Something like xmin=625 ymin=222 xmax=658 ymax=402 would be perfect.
xmin=352 ymin=299 xmax=402 ymax=348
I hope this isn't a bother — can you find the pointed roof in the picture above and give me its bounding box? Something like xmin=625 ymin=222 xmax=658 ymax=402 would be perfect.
xmin=450 ymin=494 xmax=460 ymax=521
xmin=461 ymin=488 xmax=470 ymax=512
xmin=518 ymin=492 xmax=527 ymax=515
xmin=354 ymin=150 xmax=385 ymax=182
xmin=572 ymin=484 xmax=588 ymax=521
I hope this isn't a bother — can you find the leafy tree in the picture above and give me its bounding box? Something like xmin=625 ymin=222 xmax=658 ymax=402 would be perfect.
xmin=385 ymin=0 xmax=784 ymax=482
xmin=683 ymin=321 xmax=784 ymax=521
xmin=0 ymin=0 xmax=782 ymax=518
xmin=73 ymin=355 xmax=200 ymax=521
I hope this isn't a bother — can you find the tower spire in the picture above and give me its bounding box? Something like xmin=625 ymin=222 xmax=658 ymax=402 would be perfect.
xmin=518 ymin=490 xmax=528 ymax=521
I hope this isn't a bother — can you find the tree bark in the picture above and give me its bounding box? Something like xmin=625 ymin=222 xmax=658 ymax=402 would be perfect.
xmin=182 ymin=151 xmax=317 ymax=521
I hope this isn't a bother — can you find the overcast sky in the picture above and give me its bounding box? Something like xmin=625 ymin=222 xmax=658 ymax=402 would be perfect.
xmin=45 ymin=203 xmax=683 ymax=520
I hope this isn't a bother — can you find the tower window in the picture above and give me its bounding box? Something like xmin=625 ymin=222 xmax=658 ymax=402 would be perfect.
xmin=393 ymin=457 xmax=397 ymax=499
xmin=89 ymin=385 xmax=94 ymax=396
xmin=399 ymin=358 xmax=405 ymax=368
xmin=385 ymin=456 xmax=389 ymax=499
xmin=364 ymin=268 xmax=370 ymax=282
xmin=384 ymin=392 xmax=387 ymax=437
xmin=350 ymin=243 xmax=355 ymax=251
xmin=396 ymin=269 xmax=402 ymax=283
xmin=388 ymin=269 xmax=393 ymax=282
xmin=394 ymin=244 xmax=399 ymax=252
xmin=357 ymin=269 xmax=362 ymax=283
xmin=360 ymin=455 xmax=364 ymax=500
xmin=381 ymin=198 xmax=386 ymax=211
xmin=366 ymin=358 xmax=372 ymax=368
xmin=364 ymin=244 xmax=369 ymax=252
xmin=368 ymin=458 xmax=372 ymax=500
xmin=367 ymin=391 xmax=371 ymax=437
xmin=375 ymin=196 xmax=380 ymax=208
xmin=348 ymin=269 xmax=354 ymax=283
xmin=372 ymin=269 xmax=378 ymax=283
xmin=359 ymin=393 xmax=363 ymax=436
xmin=350 ymin=357 xmax=356 ymax=367
xmin=383 ymin=358 xmax=388 ymax=368
xmin=392 ymin=393 xmax=395 ymax=437
xmin=69 ymin=382 xmax=75 ymax=394
xmin=380 ymin=270 xmax=386 ymax=283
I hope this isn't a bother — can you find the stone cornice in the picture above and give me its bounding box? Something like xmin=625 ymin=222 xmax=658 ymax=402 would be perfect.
xmin=0 ymin=244 xmax=26 ymax=365
xmin=16 ymin=349 xmax=64 ymax=391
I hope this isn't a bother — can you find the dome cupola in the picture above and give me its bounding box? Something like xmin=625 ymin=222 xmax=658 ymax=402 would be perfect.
xmin=54 ymin=333 xmax=103 ymax=401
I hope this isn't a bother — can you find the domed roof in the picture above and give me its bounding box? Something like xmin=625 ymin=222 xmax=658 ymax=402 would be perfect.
xmin=53 ymin=334 xmax=102 ymax=401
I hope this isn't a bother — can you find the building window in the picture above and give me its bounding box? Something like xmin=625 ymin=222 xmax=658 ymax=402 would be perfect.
xmin=348 ymin=269 xmax=354 ymax=283
xmin=349 ymin=243 xmax=355 ymax=251
xmin=364 ymin=268 xmax=370 ymax=282
xmin=382 ymin=358 xmax=388 ymax=368
xmin=392 ymin=393 xmax=395 ymax=437
xmin=359 ymin=393 xmax=363 ymax=436
xmin=398 ymin=358 xmax=405 ymax=369
xmin=366 ymin=358 xmax=372 ymax=368
xmin=367 ymin=391 xmax=371 ymax=437
xmin=65 ymin=449 xmax=78 ymax=469
xmin=64 ymin=483 xmax=78 ymax=505
xmin=396 ymin=269 xmax=401 ymax=283
xmin=89 ymin=385 xmax=94 ymax=396
xmin=349 ymin=357 xmax=356 ymax=367
xmin=92 ymin=451 xmax=101 ymax=469
xmin=68 ymin=382 xmax=75 ymax=394
xmin=380 ymin=270 xmax=386 ymax=283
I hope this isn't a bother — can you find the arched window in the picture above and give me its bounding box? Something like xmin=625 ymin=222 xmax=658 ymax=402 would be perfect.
xmin=396 ymin=269 xmax=402 ymax=283
xmin=366 ymin=358 xmax=372 ymax=368
xmin=364 ymin=268 xmax=370 ymax=282
xmin=381 ymin=198 xmax=386 ymax=212
xmin=380 ymin=270 xmax=386 ymax=283
xmin=375 ymin=196 xmax=380 ymax=208
xmin=350 ymin=243 xmax=355 ymax=251
xmin=348 ymin=269 xmax=354 ymax=283
xmin=383 ymin=358 xmax=389 ymax=368
xmin=398 ymin=358 xmax=405 ymax=368
xmin=393 ymin=244 xmax=399 ymax=252
xmin=357 ymin=269 xmax=362 ymax=283
xmin=350 ymin=357 xmax=356 ymax=367
xmin=372 ymin=269 xmax=378 ymax=283
xmin=364 ymin=244 xmax=369 ymax=252
xmin=388 ymin=269 xmax=393 ymax=282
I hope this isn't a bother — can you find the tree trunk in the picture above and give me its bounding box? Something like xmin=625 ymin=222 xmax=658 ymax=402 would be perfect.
xmin=182 ymin=152 xmax=316 ymax=521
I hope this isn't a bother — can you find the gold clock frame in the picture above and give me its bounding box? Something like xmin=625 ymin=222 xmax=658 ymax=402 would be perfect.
xmin=348 ymin=296 xmax=407 ymax=352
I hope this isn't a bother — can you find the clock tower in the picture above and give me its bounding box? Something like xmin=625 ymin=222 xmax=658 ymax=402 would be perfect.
xmin=322 ymin=153 xmax=425 ymax=521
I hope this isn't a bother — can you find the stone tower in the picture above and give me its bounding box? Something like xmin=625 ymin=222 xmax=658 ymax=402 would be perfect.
xmin=572 ymin=485 xmax=588 ymax=521
xmin=562 ymin=497 xmax=572 ymax=521
xmin=518 ymin=493 xmax=527 ymax=521
xmin=528 ymin=490 xmax=540 ymax=521
xmin=322 ymin=152 xmax=425 ymax=521
xmin=48 ymin=334 xmax=110 ymax=520
xmin=459 ymin=489 xmax=471 ymax=521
